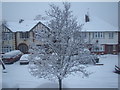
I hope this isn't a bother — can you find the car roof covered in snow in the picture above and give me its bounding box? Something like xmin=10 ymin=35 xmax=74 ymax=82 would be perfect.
xmin=6 ymin=20 xmax=49 ymax=32
xmin=3 ymin=50 xmax=23 ymax=58
xmin=20 ymin=54 xmax=29 ymax=60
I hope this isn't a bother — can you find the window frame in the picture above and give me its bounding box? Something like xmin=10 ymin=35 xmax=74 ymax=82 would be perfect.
xmin=109 ymin=32 xmax=114 ymax=39
xmin=92 ymin=32 xmax=104 ymax=39
xmin=2 ymin=32 xmax=13 ymax=40
xmin=20 ymin=32 xmax=29 ymax=39
xmin=2 ymin=45 xmax=12 ymax=53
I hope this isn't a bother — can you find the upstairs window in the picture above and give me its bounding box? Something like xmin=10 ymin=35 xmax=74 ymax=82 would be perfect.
xmin=109 ymin=32 xmax=114 ymax=39
xmin=20 ymin=32 xmax=29 ymax=38
xmin=92 ymin=32 xmax=104 ymax=39
xmin=82 ymin=32 xmax=87 ymax=38
xmin=2 ymin=32 xmax=13 ymax=40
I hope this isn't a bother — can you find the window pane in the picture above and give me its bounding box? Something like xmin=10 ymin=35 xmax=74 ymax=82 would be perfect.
xmin=20 ymin=32 xmax=29 ymax=38
xmin=113 ymin=45 xmax=116 ymax=51
xmin=109 ymin=32 xmax=114 ymax=39
xmin=92 ymin=33 xmax=94 ymax=38
xmin=98 ymin=32 xmax=100 ymax=38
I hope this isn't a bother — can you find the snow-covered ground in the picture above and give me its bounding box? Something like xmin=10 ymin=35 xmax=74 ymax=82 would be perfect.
xmin=2 ymin=54 xmax=118 ymax=88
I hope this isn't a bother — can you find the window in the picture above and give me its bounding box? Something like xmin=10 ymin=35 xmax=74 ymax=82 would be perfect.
xmin=113 ymin=45 xmax=116 ymax=51
xmin=2 ymin=32 xmax=13 ymax=40
xmin=82 ymin=32 xmax=87 ymax=38
xmin=92 ymin=32 xmax=104 ymax=39
xmin=2 ymin=46 xmax=12 ymax=53
xmin=92 ymin=45 xmax=104 ymax=52
xmin=92 ymin=32 xmax=94 ymax=38
xmin=109 ymin=32 xmax=114 ymax=39
xmin=20 ymin=32 xmax=29 ymax=38
xmin=99 ymin=45 xmax=105 ymax=51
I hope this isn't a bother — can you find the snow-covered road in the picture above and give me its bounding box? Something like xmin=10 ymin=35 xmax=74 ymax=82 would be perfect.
xmin=2 ymin=54 xmax=118 ymax=88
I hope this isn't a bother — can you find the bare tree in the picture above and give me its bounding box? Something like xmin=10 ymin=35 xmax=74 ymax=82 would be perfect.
xmin=2 ymin=20 xmax=7 ymax=26
xmin=34 ymin=14 xmax=48 ymax=20
xmin=29 ymin=2 xmax=95 ymax=90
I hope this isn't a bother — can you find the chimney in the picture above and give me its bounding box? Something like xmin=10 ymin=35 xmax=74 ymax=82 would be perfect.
xmin=19 ymin=19 xmax=24 ymax=23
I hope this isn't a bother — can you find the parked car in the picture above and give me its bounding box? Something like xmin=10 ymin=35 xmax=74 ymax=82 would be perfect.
xmin=2 ymin=50 xmax=23 ymax=64
xmin=19 ymin=54 xmax=29 ymax=65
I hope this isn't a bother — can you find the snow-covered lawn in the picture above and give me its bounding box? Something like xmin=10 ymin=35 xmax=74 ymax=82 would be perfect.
xmin=2 ymin=54 xmax=118 ymax=88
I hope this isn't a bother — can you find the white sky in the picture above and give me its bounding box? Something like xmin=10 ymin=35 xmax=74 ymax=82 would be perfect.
xmin=2 ymin=2 xmax=118 ymax=28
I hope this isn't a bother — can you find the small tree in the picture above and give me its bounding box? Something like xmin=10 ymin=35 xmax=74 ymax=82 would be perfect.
xmin=29 ymin=2 xmax=95 ymax=90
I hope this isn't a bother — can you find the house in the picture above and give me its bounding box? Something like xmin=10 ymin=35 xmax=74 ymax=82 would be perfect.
xmin=2 ymin=19 xmax=49 ymax=53
xmin=2 ymin=17 xmax=119 ymax=54
xmin=118 ymin=31 xmax=120 ymax=53
xmin=82 ymin=16 xmax=119 ymax=54
xmin=2 ymin=24 xmax=15 ymax=53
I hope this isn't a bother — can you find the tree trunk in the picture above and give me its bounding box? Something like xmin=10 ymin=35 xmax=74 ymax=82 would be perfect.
xmin=58 ymin=77 xmax=62 ymax=90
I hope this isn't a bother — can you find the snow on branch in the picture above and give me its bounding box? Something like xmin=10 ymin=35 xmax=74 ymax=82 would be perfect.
xmin=28 ymin=2 xmax=96 ymax=89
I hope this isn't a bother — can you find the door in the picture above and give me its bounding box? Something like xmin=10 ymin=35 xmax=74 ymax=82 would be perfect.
xmin=106 ymin=45 xmax=113 ymax=54
xmin=18 ymin=43 xmax=28 ymax=53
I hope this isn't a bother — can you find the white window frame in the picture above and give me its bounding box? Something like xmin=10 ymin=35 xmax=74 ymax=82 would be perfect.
xmin=99 ymin=45 xmax=105 ymax=52
xmin=2 ymin=46 xmax=12 ymax=53
xmin=20 ymin=32 xmax=29 ymax=39
xmin=93 ymin=32 xmax=104 ymax=39
xmin=82 ymin=32 xmax=87 ymax=38
xmin=92 ymin=44 xmax=104 ymax=52
xmin=109 ymin=32 xmax=114 ymax=39
xmin=2 ymin=32 xmax=13 ymax=40
xmin=113 ymin=45 xmax=116 ymax=51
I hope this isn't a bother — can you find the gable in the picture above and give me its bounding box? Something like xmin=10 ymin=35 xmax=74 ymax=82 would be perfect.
xmin=2 ymin=24 xmax=13 ymax=33
xmin=4 ymin=20 xmax=49 ymax=32
xmin=30 ymin=21 xmax=50 ymax=32
xmin=5 ymin=20 xmax=40 ymax=32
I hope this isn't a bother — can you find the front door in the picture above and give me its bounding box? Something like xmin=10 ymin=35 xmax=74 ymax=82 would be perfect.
xmin=18 ymin=43 xmax=28 ymax=53
xmin=106 ymin=45 xmax=113 ymax=54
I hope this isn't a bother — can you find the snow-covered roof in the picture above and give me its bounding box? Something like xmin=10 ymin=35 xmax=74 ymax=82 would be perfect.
xmin=82 ymin=16 xmax=118 ymax=32
xmin=6 ymin=20 xmax=49 ymax=32
xmin=5 ymin=17 xmax=118 ymax=32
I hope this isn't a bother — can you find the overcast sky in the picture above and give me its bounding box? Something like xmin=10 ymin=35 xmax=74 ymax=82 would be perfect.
xmin=2 ymin=2 xmax=118 ymax=27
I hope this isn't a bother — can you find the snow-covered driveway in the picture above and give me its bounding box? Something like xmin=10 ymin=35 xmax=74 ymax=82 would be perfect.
xmin=2 ymin=54 xmax=118 ymax=88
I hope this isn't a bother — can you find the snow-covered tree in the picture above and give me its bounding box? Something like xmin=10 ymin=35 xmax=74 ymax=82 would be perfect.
xmin=2 ymin=20 xmax=7 ymax=26
xmin=29 ymin=2 xmax=95 ymax=90
xmin=0 ymin=23 xmax=2 ymax=54
xmin=34 ymin=14 xmax=48 ymax=20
